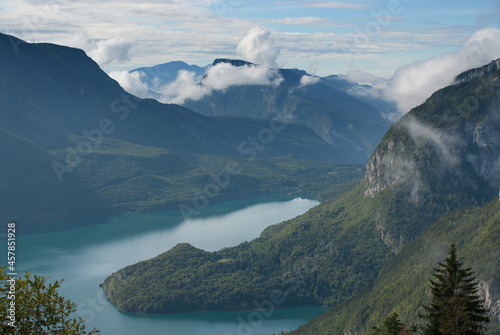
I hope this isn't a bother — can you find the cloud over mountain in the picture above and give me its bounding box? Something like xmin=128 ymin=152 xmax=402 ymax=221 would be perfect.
xmin=111 ymin=26 xmax=284 ymax=104
xmin=384 ymin=27 xmax=500 ymax=113
xmin=87 ymin=37 xmax=133 ymax=66
xmin=109 ymin=70 xmax=151 ymax=97
xmin=160 ymin=62 xmax=283 ymax=104
xmin=343 ymin=27 xmax=500 ymax=115
xmin=299 ymin=75 xmax=321 ymax=87
xmin=53 ymin=31 xmax=134 ymax=67
xmin=236 ymin=25 xmax=280 ymax=68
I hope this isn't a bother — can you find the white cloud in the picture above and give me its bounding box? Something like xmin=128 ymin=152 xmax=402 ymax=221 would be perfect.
xmin=108 ymin=70 xmax=153 ymax=98
xmin=53 ymin=30 xmax=94 ymax=51
xmin=0 ymin=0 xmax=496 ymax=78
xmin=343 ymin=70 xmax=387 ymax=89
xmin=45 ymin=30 xmax=134 ymax=67
xmin=404 ymin=116 xmax=463 ymax=167
xmin=159 ymin=62 xmax=283 ymax=104
xmin=87 ymin=37 xmax=133 ymax=66
xmin=108 ymin=26 xmax=284 ymax=104
xmin=300 ymin=1 xmax=371 ymax=10
xmin=160 ymin=70 xmax=210 ymax=104
xmin=384 ymin=27 xmax=500 ymax=113
xmin=236 ymin=25 xmax=280 ymax=68
xmin=202 ymin=62 xmax=283 ymax=89
xmin=299 ymin=75 xmax=320 ymax=87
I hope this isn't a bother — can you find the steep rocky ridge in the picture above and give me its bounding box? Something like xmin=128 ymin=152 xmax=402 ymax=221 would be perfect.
xmin=362 ymin=61 xmax=500 ymax=248
xmin=456 ymin=58 xmax=500 ymax=84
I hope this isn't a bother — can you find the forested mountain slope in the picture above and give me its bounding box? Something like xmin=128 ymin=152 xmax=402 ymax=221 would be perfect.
xmin=290 ymin=198 xmax=500 ymax=334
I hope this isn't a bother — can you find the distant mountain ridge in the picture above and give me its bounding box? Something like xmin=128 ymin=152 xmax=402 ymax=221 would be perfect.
xmin=130 ymin=59 xmax=396 ymax=163
xmin=132 ymin=60 xmax=207 ymax=90
xmin=0 ymin=33 xmax=353 ymax=160
xmin=212 ymin=58 xmax=254 ymax=67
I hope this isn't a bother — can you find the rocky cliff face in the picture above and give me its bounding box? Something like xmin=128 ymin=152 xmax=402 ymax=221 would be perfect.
xmin=364 ymin=112 xmax=500 ymax=199
xmin=364 ymin=137 xmax=415 ymax=198
xmin=469 ymin=114 xmax=500 ymax=187
xmin=479 ymin=280 xmax=500 ymax=322
xmin=364 ymin=61 xmax=500 ymax=200
xmin=455 ymin=58 xmax=500 ymax=84
xmin=361 ymin=59 xmax=500 ymax=251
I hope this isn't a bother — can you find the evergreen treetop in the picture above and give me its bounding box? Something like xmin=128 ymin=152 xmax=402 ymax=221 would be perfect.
xmin=421 ymin=244 xmax=490 ymax=335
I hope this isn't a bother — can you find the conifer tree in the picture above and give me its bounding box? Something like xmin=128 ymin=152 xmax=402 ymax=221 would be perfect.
xmin=421 ymin=244 xmax=490 ymax=335
xmin=372 ymin=313 xmax=404 ymax=335
xmin=371 ymin=313 xmax=416 ymax=335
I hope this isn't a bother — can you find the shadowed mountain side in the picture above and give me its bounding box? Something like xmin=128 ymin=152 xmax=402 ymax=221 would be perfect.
xmin=181 ymin=62 xmax=393 ymax=163
xmin=0 ymin=34 xmax=353 ymax=162
xmin=1 ymin=130 xmax=364 ymax=234
xmin=0 ymin=128 xmax=110 ymax=234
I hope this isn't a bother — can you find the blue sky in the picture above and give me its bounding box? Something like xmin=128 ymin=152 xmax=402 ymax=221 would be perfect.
xmin=1 ymin=0 xmax=500 ymax=77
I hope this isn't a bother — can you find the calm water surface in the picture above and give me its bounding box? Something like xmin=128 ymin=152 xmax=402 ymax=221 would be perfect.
xmin=6 ymin=196 xmax=328 ymax=335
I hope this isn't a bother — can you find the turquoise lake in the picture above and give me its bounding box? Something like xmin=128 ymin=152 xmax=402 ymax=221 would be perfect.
xmin=5 ymin=196 xmax=328 ymax=335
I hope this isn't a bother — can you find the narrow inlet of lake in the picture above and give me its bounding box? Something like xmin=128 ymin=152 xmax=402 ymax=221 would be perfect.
xmin=5 ymin=196 xmax=328 ymax=335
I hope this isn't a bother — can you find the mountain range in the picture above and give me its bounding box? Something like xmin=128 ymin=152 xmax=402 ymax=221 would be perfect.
xmin=130 ymin=59 xmax=395 ymax=163
xmin=0 ymin=33 xmax=363 ymax=233
xmin=103 ymin=58 xmax=500 ymax=333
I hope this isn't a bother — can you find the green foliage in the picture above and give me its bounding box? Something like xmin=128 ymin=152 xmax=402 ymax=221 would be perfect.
xmin=0 ymin=266 xmax=99 ymax=335
xmin=421 ymin=244 xmax=490 ymax=335
xmin=102 ymin=59 xmax=500 ymax=332
xmin=371 ymin=313 xmax=416 ymax=335
xmin=101 ymin=153 xmax=498 ymax=318
xmin=289 ymin=199 xmax=500 ymax=335
xmin=1 ymin=130 xmax=364 ymax=234
xmin=102 ymin=185 xmax=392 ymax=314
xmin=106 ymin=171 xmax=478 ymax=315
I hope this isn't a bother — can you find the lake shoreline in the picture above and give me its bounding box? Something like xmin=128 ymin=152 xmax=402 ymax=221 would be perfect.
xmin=12 ymin=193 xmax=318 ymax=237
xmin=5 ymin=197 xmax=323 ymax=335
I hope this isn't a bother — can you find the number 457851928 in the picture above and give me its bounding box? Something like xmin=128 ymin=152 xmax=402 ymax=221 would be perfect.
xmin=7 ymin=222 xmax=16 ymax=271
